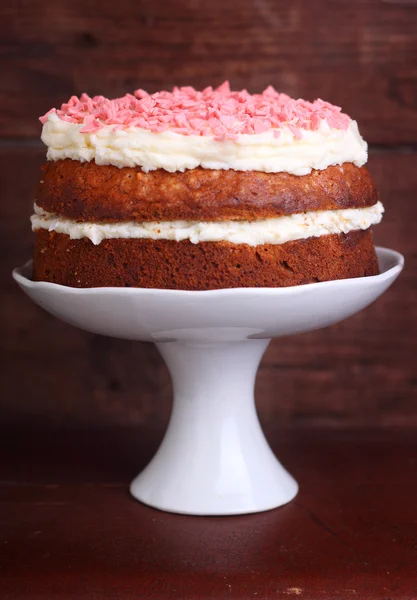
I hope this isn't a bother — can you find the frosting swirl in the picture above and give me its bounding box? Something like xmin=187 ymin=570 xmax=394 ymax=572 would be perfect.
xmin=40 ymin=82 xmax=367 ymax=175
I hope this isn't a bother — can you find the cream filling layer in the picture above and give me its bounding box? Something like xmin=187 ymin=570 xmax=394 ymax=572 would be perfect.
xmin=31 ymin=202 xmax=384 ymax=247
xmin=42 ymin=113 xmax=367 ymax=175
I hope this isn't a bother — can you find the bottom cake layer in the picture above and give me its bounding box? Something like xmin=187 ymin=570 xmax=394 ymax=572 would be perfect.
xmin=33 ymin=229 xmax=379 ymax=290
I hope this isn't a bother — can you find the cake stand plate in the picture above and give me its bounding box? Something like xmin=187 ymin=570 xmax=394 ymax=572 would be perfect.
xmin=13 ymin=247 xmax=403 ymax=516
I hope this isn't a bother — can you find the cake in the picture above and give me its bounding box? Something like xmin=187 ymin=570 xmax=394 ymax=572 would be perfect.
xmin=31 ymin=82 xmax=383 ymax=290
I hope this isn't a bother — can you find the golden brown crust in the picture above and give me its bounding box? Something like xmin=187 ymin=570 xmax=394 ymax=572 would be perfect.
xmin=36 ymin=160 xmax=378 ymax=222
xmin=33 ymin=229 xmax=379 ymax=290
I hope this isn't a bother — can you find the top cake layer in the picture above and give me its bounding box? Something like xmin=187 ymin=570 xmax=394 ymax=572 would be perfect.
xmin=40 ymin=82 xmax=367 ymax=175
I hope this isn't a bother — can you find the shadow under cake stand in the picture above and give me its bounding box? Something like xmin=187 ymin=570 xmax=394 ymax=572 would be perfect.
xmin=13 ymin=247 xmax=403 ymax=516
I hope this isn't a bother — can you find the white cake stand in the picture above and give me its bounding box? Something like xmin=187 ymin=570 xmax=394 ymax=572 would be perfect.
xmin=13 ymin=247 xmax=403 ymax=515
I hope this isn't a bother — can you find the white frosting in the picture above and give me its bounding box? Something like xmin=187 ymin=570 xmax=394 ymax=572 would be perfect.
xmin=41 ymin=113 xmax=368 ymax=175
xmin=31 ymin=202 xmax=383 ymax=247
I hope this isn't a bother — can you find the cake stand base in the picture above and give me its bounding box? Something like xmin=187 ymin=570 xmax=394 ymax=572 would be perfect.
xmin=130 ymin=339 xmax=298 ymax=515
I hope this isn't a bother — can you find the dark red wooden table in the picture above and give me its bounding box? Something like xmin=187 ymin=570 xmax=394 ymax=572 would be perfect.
xmin=1 ymin=427 xmax=416 ymax=599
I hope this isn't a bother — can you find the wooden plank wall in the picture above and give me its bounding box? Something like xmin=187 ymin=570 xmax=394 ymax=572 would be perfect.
xmin=1 ymin=0 xmax=416 ymax=430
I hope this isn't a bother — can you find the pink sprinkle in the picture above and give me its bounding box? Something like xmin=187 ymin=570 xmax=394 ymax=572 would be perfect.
xmin=253 ymin=119 xmax=271 ymax=134
xmin=39 ymin=82 xmax=351 ymax=139
xmin=79 ymin=115 xmax=101 ymax=133
xmin=288 ymin=124 xmax=303 ymax=140
xmin=310 ymin=113 xmax=322 ymax=131
xmin=189 ymin=117 xmax=206 ymax=130
xmin=39 ymin=108 xmax=56 ymax=124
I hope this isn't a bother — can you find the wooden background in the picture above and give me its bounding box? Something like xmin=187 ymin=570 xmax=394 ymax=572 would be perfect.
xmin=1 ymin=0 xmax=416 ymax=431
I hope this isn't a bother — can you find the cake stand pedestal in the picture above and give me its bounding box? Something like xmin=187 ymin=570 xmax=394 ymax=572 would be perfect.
xmin=13 ymin=247 xmax=403 ymax=515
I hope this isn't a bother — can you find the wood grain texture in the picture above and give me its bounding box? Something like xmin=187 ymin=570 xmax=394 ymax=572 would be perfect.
xmin=0 ymin=428 xmax=416 ymax=598
xmin=1 ymin=146 xmax=416 ymax=429
xmin=1 ymin=0 xmax=417 ymax=143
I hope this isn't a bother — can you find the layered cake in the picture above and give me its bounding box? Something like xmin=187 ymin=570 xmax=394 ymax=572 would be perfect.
xmin=31 ymin=82 xmax=383 ymax=289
